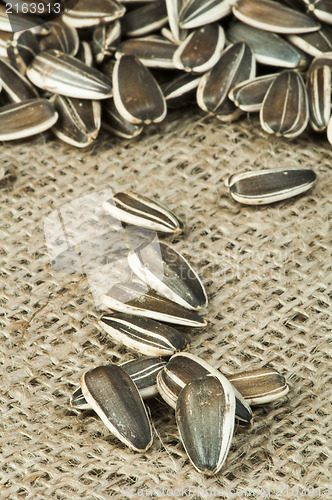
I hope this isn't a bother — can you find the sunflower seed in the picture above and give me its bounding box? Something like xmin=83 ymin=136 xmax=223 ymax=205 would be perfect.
xmin=92 ymin=21 xmax=121 ymax=64
xmin=227 ymin=368 xmax=289 ymax=405
xmin=128 ymin=241 xmax=207 ymax=310
xmin=307 ymin=62 xmax=331 ymax=130
xmin=102 ymin=98 xmax=143 ymax=138
xmin=50 ymin=94 xmax=101 ymax=148
xmin=165 ymin=0 xmax=188 ymax=42
xmin=226 ymin=167 xmax=316 ymax=204
xmin=81 ymin=365 xmax=153 ymax=452
xmin=103 ymin=191 xmax=184 ymax=234
xmin=173 ymin=23 xmax=225 ymax=73
xmin=308 ymin=0 xmax=332 ymax=24
xmin=176 ymin=375 xmax=235 ymax=475
xmin=232 ymin=0 xmax=320 ymax=34
xmin=76 ymin=41 xmax=94 ymax=66
xmin=0 ymin=58 xmax=39 ymax=103
xmin=99 ymin=312 xmax=188 ymax=356
xmin=288 ymin=25 xmax=332 ymax=57
xmin=116 ymin=36 xmax=177 ymax=69
xmin=179 ymin=0 xmax=234 ymax=29
xmin=227 ymin=22 xmax=309 ymax=68
xmin=39 ymin=20 xmax=80 ymax=56
xmin=7 ymin=30 xmax=39 ymax=74
xmin=229 ymin=74 xmax=277 ymax=112
xmin=197 ymin=41 xmax=255 ymax=122
xmin=71 ymin=357 xmax=167 ymax=408
xmin=157 ymin=352 xmax=252 ymax=425
xmin=100 ymin=282 xmax=207 ymax=327
xmin=26 ymin=50 xmax=113 ymax=99
xmin=122 ymin=1 xmax=168 ymax=37
xmin=260 ymin=70 xmax=309 ymax=138
xmin=0 ymin=98 xmax=58 ymax=140
xmin=62 ymin=0 xmax=126 ymax=28
xmin=113 ymin=54 xmax=166 ymax=124
xmin=162 ymin=72 xmax=201 ymax=108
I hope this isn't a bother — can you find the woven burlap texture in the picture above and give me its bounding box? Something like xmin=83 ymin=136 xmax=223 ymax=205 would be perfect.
xmin=1 ymin=108 xmax=331 ymax=500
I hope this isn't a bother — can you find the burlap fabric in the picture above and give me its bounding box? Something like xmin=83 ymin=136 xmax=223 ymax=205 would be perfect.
xmin=1 ymin=108 xmax=331 ymax=499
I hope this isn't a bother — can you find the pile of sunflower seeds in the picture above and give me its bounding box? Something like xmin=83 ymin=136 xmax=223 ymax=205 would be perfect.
xmin=1 ymin=0 xmax=332 ymax=146
xmin=69 ymin=190 xmax=291 ymax=475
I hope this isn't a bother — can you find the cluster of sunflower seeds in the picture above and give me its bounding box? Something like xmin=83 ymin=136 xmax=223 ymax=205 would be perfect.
xmin=70 ymin=191 xmax=290 ymax=475
xmin=1 ymin=0 xmax=332 ymax=146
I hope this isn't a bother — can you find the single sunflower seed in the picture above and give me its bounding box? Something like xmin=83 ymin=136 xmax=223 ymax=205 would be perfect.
xmin=116 ymin=36 xmax=177 ymax=69
xmin=7 ymin=30 xmax=40 ymax=74
xmin=128 ymin=241 xmax=208 ymax=310
xmin=102 ymin=98 xmax=143 ymax=139
xmin=227 ymin=368 xmax=289 ymax=405
xmin=103 ymin=191 xmax=184 ymax=234
xmin=165 ymin=0 xmax=188 ymax=43
xmin=179 ymin=0 xmax=234 ymax=29
xmin=307 ymin=61 xmax=331 ymax=131
xmin=229 ymin=74 xmax=277 ymax=112
xmin=288 ymin=25 xmax=332 ymax=57
xmin=0 ymin=57 xmax=39 ymax=102
xmin=81 ymin=365 xmax=153 ymax=452
xmin=260 ymin=70 xmax=309 ymax=138
xmin=92 ymin=21 xmax=121 ymax=64
xmin=100 ymin=282 xmax=207 ymax=327
xmin=26 ymin=50 xmax=113 ymax=99
xmin=122 ymin=1 xmax=168 ymax=37
xmin=62 ymin=0 xmax=125 ymax=28
xmin=176 ymin=375 xmax=236 ymax=475
xmin=226 ymin=167 xmax=316 ymax=204
xmin=39 ymin=20 xmax=80 ymax=56
xmin=162 ymin=72 xmax=201 ymax=108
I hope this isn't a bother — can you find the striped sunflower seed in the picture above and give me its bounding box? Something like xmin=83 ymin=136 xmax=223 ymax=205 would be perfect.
xmin=26 ymin=50 xmax=113 ymax=99
xmin=76 ymin=41 xmax=94 ymax=66
xmin=128 ymin=241 xmax=208 ymax=310
xmin=232 ymin=0 xmax=320 ymax=34
xmin=226 ymin=167 xmax=316 ymax=205
xmin=157 ymin=352 xmax=252 ymax=425
xmin=227 ymin=368 xmax=289 ymax=405
xmin=229 ymin=74 xmax=277 ymax=112
xmin=80 ymin=365 xmax=153 ymax=452
xmin=116 ymin=36 xmax=177 ymax=69
xmin=92 ymin=21 xmax=121 ymax=64
xmin=173 ymin=23 xmax=225 ymax=73
xmin=102 ymin=98 xmax=143 ymax=139
xmin=122 ymin=0 xmax=168 ymax=37
xmin=113 ymin=54 xmax=166 ymax=124
xmin=0 ymin=98 xmax=58 ymax=140
xmin=227 ymin=22 xmax=309 ymax=68
xmin=0 ymin=58 xmax=39 ymax=103
xmin=179 ymin=0 xmax=234 ymax=29
xmin=197 ymin=41 xmax=255 ymax=122
xmin=176 ymin=375 xmax=235 ymax=475
xmin=62 ymin=0 xmax=126 ymax=29
xmin=260 ymin=70 xmax=309 ymax=138
xmin=165 ymin=0 xmax=188 ymax=43
xmin=50 ymin=94 xmax=101 ymax=148
xmin=100 ymin=282 xmax=207 ymax=327
xmin=39 ymin=20 xmax=80 ymax=56
xmin=307 ymin=0 xmax=332 ymax=24
xmin=71 ymin=357 xmax=167 ymax=408
xmin=162 ymin=72 xmax=201 ymax=108
xmin=103 ymin=191 xmax=184 ymax=234
xmin=307 ymin=62 xmax=331 ymax=131
xmin=99 ymin=313 xmax=188 ymax=356
xmin=288 ymin=25 xmax=332 ymax=57
xmin=7 ymin=30 xmax=40 ymax=75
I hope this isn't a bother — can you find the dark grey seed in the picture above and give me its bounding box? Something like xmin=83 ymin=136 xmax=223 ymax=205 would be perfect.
xmin=232 ymin=0 xmax=320 ymax=34
xmin=227 ymin=368 xmax=289 ymax=405
xmin=100 ymin=282 xmax=207 ymax=327
xmin=26 ymin=50 xmax=113 ymax=99
xmin=99 ymin=312 xmax=188 ymax=356
xmin=227 ymin=22 xmax=309 ymax=68
xmin=309 ymin=0 xmax=332 ymax=24
xmin=102 ymin=98 xmax=143 ymax=138
xmin=0 ymin=58 xmax=39 ymax=103
xmin=173 ymin=23 xmax=225 ymax=73
xmin=39 ymin=20 xmax=80 ymax=56
xmin=62 ymin=0 xmax=126 ymax=28
xmin=76 ymin=41 xmax=94 ymax=67
xmin=229 ymin=74 xmax=277 ymax=112
xmin=161 ymin=72 xmax=201 ymax=108
xmin=128 ymin=241 xmax=208 ymax=310
xmin=227 ymin=167 xmax=316 ymax=205
xmin=7 ymin=30 xmax=39 ymax=75
xmin=113 ymin=54 xmax=166 ymax=124
xmin=0 ymin=98 xmax=58 ymax=140
xmin=50 ymin=94 xmax=101 ymax=148
xmin=103 ymin=190 xmax=184 ymax=233
xmin=197 ymin=41 xmax=255 ymax=122
xmin=92 ymin=21 xmax=121 ymax=64
xmin=122 ymin=1 xmax=168 ymax=37
xmin=176 ymin=375 xmax=235 ymax=475
xmin=260 ymin=70 xmax=309 ymax=138
xmin=81 ymin=365 xmax=153 ymax=452
xmin=288 ymin=25 xmax=332 ymax=57
xmin=179 ymin=0 xmax=234 ymax=29
xmin=116 ymin=36 xmax=177 ymax=69
xmin=307 ymin=62 xmax=331 ymax=131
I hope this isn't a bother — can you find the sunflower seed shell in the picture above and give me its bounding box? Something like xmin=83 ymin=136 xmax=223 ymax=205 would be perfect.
xmin=287 ymin=25 xmax=332 ymax=57
xmin=62 ymin=0 xmax=126 ymax=28
xmin=229 ymin=73 xmax=277 ymax=112
xmin=102 ymin=98 xmax=144 ymax=138
xmin=179 ymin=0 xmax=234 ymax=29
xmin=227 ymin=368 xmax=289 ymax=405
xmin=7 ymin=30 xmax=40 ymax=74
xmin=307 ymin=62 xmax=331 ymax=131
xmin=122 ymin=1 xmax=168 ymax=37
xmin=116 ymin=36 xmax=177 ymax=69
xmin=0 ymin=58 xmax=39 ymax=103
xmin=39 ymin=20 xmax=80 ymax=56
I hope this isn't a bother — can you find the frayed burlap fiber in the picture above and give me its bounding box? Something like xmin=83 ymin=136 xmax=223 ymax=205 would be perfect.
xmin=1 ymin=108 xmax=331 ymax=499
